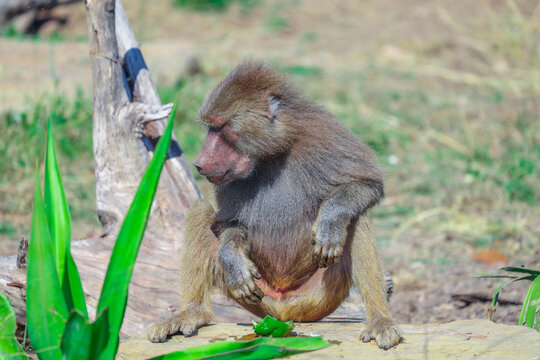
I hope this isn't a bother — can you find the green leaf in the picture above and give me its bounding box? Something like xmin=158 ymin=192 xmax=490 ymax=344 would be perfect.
xmin=148 ymin=336 xmax=331 ymax=360
xmin=253 ymin=315 xmax=295 ymax=337
xmin=62 ymin=252 xmax=88 ymax=318
xmin=62 ymin=311 xmax=92 ymax=359
xmin=0 ymin=291 xmax=28 ymax=359
xmin=97 ymin=107 xmax=176 ymax=359
xmin=44 ymin=119 xmax=87 ymax=318
xmin=519 ymin=275 xmax=540 ymax=330
xmin=27 ymin=166 xmax=68 ymax=360
xmin=89 ymin=309 xmax=110 ymax=359
xmin=500 ymin=267 xmax=540 ymax=277
xmin=490 ymin=274 xmax=535 ymax=308
xmin=44 ymin=119 xmax=69 ymax=284
xmin=61 ymin=309 xmax=110 ymax=360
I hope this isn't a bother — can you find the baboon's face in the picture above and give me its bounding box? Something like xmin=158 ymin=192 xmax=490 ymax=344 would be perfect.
xmin=193 ymin=119 xmax=255 ymax=186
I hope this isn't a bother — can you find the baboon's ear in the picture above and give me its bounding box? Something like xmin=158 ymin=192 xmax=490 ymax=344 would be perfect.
xmin=267 ymin=96 xmax=280 ymax=122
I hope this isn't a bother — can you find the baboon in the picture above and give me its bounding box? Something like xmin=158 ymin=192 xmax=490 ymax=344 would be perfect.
xmin=148 ymin=61 xmax=401 ymax=349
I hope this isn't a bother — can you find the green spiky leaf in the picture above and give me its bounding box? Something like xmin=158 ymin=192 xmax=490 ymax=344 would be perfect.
xmin=519 ymin=275 xmax=540 ymax=330
xmin=62 ymin=311 xmax=92 ymax=359
xmin=61 ymin=309 xmax=110 ymax=360
xmin=500 ymin=267 xmax=540 ymax=277
xmin=44 ymin=118 xmax=69 ymax=284
xmin=0 ymin=291 xmax=28 ymax=359
xmin=27 ymin=166 xmax=69 ymax=360
xmin=44 ymin=119 xmax=87 ymax=318
xmin=97 ymin=106 xmax=176 ymax=359
xmin=148 ymin=336 xmax=331 ymax=360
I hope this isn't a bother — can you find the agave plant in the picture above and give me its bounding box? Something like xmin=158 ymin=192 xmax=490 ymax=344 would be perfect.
xmin=1 ymin=106 xmax=175 ymax=360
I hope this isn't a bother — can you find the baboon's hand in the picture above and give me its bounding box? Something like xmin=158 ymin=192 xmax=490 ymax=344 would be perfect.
xmin=147 ymin=309 xmax=212 ymax=343
xmin=312 ymin=220 xmax=346 ymax=268
xmin=219 ymin=248 xmax=264 ymax=304
xmin=360 ymin=318 xmax=402 ymax=350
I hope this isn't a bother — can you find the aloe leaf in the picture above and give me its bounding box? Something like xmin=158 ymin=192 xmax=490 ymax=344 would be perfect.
xmin=97 ymin=107 xmax=176 ymax=359
xmin=89 ymin=308 xmax=110 ymax=359
xmin=62 ymin=311 xmax=92 ymax=359
xmin=253 ymin=315 xmax=295 ymax=337
xmin=500 ymin=267 xmax=540 ymax=276
xmin=27 ymin=166 xmax=68 ymax=360
xmin=44 ymin=119 xmax=88 ymax=318
xmin=44 ymin=119 xmax=69 ymax=284
xmin=148 ymin=336 xmax=331 ymax=360
xmin=63 ymin=251 xmax=88 ymax=318
xmin=0 ymin=291 xmax=28 ymax=359
xmin=61 ymin=308 xmax=110 ymax=360
xmin=519 ymin=275 xmax=540 ymax=329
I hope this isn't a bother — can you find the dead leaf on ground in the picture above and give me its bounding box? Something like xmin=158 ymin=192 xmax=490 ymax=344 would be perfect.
xmin=473 ymin=248 xmax=508 ymax=264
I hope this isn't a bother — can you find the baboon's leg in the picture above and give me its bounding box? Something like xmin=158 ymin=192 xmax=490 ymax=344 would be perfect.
xmin=147 ymin=200 xmax=218 ymax=342
xmin=352 ymin=215 xmax=402 ymax=350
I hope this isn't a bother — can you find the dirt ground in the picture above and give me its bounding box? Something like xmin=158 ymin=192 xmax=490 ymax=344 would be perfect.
xmin=1 ymin=0 xmax=539 ymax=327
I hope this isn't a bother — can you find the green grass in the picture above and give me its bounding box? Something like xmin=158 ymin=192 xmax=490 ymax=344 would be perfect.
xmin=0 ymin=89 xmax=97 ymax=245
xmin=2 ymin=24 xmax=65 ymax=42
xmin=171 ymin=0 xmax=260 ymax=12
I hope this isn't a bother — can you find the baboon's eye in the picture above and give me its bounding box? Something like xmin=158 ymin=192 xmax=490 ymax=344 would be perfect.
xmin=208 ymin=124 xmax=224 ymax=133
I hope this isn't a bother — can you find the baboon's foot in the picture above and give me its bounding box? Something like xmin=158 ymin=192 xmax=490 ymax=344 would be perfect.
xmin=360 ymin=318 xmax=402 ymax=350
xmin=147 ymin=309 xmax=212 ymax=343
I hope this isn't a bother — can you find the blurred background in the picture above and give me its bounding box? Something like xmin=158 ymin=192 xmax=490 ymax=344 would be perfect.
xmin=0 ymin=0 xmax=539 ymax=326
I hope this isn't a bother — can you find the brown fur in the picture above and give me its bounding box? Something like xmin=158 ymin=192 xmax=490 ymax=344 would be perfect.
xmin=148 ymin=61 xmax=401 ymax=349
